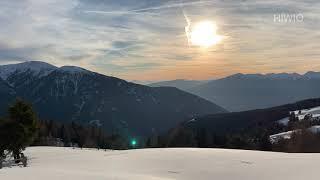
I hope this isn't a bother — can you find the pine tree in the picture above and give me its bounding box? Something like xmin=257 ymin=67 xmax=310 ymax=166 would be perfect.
xmin=0 ymin=99 xmax=38 ymax=160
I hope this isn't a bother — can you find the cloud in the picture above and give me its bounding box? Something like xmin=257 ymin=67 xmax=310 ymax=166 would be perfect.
xmin=0 ymin=43 xmax=37 ymax=61
xmin=83 ymin=0 xmax=217 ymax=15
xmin=0 ymin=0 xmax=319 ymax=80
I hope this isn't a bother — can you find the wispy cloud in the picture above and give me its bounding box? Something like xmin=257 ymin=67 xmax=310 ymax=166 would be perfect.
xmin=0 ymin=0 xmax=319 ymax=81
xmin=84 ymin=0 xmax=217 ymax=15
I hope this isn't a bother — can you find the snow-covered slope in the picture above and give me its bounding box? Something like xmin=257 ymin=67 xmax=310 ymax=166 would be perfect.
xmin=270 ymin=130 xmax=296 ymax=143
xmin=0 ymin=61 xmax=92 ymax=81
xmin=270 ymin=125 xmax=320 ymax=143
xmin=1 ymin=147 xmax=320 ymax=180
xmin=55 ymin=66 xmax=93 ymax=74
xmin=276 ymin=106 xmax=320 ymax=126
xmin=0 ymin=61 xmax=57 ymax=80
xmin=271 ymin=106 xmax=320 ymax=143
xmin=292 ymin=106 xmax=320 ymax=119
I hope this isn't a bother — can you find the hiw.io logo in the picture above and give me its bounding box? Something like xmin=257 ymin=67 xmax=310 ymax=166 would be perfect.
xmin=274 ymin=13 xmax=304 ymax=23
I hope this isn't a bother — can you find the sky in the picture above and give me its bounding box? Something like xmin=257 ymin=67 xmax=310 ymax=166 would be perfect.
xmin=0 ymin=0 xmax=319 ymax=81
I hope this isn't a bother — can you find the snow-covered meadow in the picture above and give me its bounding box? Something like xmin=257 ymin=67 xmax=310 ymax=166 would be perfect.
xmin=1 ymin=147 xmax=320 ymax=180
xmin=277 ymin=106 xmax=320 ymax=126
xmin=271 ymin=106 xmax=320 ymax=142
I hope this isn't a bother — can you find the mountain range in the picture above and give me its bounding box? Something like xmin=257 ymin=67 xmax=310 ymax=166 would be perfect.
xmin=0 ymin=61 xmax=226 ymax=136
xmin=149 ymin=72 xmax=320 ymax=112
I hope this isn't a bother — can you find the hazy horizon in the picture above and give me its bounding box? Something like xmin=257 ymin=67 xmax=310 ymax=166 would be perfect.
xmin=1 ymin=60 xmax=320 ymax=83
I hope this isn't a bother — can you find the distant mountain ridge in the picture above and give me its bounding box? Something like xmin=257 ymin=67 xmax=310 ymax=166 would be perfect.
xmin=224 ymin=72 xmax=320 ymax=80
xmin=149 ymin=79 xmax=208 ymax=91
xmin=150 ymin=72 xmax=320 ymax=112
xmin=0 ymin=61 xmax=226 ymax=136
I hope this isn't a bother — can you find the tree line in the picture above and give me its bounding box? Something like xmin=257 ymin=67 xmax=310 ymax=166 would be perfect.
xmin=0 ymin=99 xmax=136 ymax=162
xmin=2 ymin=98 xmax=320 ymax=155
xmin=33 ymin=120 xmax=130 ymax=150
xmin=148 ymin=109 xmax=320 ymax=153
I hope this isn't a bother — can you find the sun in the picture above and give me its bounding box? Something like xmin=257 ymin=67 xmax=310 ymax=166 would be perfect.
xmin=189 ymin=21 xmax=223 ymax=48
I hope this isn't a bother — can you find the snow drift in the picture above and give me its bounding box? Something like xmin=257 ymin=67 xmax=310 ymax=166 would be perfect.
xmin=1 ymin=147 xmax=320 ymax=180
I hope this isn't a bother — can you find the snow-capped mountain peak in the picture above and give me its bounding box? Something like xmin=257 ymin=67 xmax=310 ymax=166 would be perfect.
xmin=0 ymin=61 xmax=57 ymax=80
xmin=56 ymin=66 xmax=92 ymax=74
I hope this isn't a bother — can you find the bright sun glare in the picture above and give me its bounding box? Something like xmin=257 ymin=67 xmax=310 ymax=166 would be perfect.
xmin=189 ymin=21 xmax=223 ymax=48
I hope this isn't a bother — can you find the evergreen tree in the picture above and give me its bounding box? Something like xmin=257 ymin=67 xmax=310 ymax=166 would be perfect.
xmin=0 ymin=99 xmax=38 ymax=160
